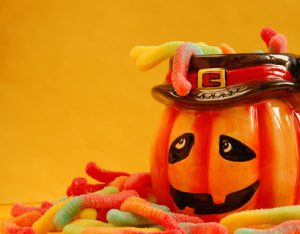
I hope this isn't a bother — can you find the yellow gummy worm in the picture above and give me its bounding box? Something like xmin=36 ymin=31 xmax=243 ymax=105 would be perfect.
xmin=62 ymin=224 xmax=84 ymax=234
xmin=71 ymin=218 xmax=113 ymax=227
xmin=220 ymin=205 xmax=300 ymax=234
xmin=132 ymin=41 xmax=184 ymax=71
xmin=131 ymin=41 xmax=222 ymax=71
xmin=81 ymin=226 xmax=162 ymax=234
xmin=76 ymin=208 xmax=97 ymax=220
xmin=62 ymin=220 xmax=113 ymax=234
xmin=130 ymin=46 xmax=159 ymax=61
xmin=32 ymin=198 xmax=70 ymax=234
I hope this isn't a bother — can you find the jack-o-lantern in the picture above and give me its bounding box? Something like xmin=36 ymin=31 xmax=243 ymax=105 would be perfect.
xmin=150 ymin=54 xmax=300 ymax=221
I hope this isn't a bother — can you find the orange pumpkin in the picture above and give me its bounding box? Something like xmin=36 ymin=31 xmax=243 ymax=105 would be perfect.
xmin=150 ymin=54 xmax=300 ymax=221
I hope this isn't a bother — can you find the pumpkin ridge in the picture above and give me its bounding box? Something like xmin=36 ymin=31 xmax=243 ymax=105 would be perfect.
xmin=150 ymin=106 xmax=180 ymax=208
xmin=291 ymin=110 xmax=300 ymax=204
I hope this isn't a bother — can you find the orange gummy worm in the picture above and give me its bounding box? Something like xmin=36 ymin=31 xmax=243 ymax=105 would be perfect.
xmin=81 ymin=226 xmax=164 ymax=234
xmin=109 ymin=176 xmax=129 ymax=191
xmin=120 ymin=197 xmax=185 ymax=233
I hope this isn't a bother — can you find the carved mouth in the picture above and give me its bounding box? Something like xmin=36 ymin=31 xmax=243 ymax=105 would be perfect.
xmin=170 ymin=180 xmax=259 ymax=215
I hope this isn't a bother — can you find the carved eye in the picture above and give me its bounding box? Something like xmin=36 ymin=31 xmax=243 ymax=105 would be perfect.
xmin=169 ymin=133 xmax=195 ymax=164
xmin=175 ymin=138 xmax=186 ymax=150
xmin=219 ymin=135 xmax=256 ymax=162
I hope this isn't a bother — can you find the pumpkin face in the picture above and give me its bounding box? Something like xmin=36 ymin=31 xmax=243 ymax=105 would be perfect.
xmin=150 ymin=97 xmax=300 ymax=221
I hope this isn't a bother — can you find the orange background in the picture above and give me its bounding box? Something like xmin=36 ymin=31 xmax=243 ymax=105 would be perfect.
xmin=0 ymin=0 xmax=300 ymax=213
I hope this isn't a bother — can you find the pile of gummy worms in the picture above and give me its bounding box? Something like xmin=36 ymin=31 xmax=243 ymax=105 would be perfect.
xmin=2 ymin=161 xmax=300 ymax=234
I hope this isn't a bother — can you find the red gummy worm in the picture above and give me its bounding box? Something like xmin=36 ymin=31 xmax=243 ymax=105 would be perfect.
xmin=121 ymin=229 xmax=177 ymax=234
xmin=261 ymin=27 xmax=277 ymax=47
xmin=172 ymin=42 xmax=203 ymax=96
xmin=96 ymin=208 xmax=110 ymax=222
xmin=66 ymin=177 xmax=106 ymax=196
xmin=13 ymin=211 xmax=42 ymax=227
xmin=182 ymin=222 xmax=227 ymax=234
xmin=81 ymin=190 xmax=139 ymax=209
xmin=86 ymin=162 xmax=130 ymax=183
xmin=260 ymin=27 xmax=287 ymax=53
xmin=124 ymin=173 xmax=151 ymax=197
xmin=1 ymin=220 xmax=35 ymax=234
xmin=82 ymin=227 xmax=176 ymax=234
xmin=11 ymin=202 xmax=52 ymax=217
xmin=11 ymin=204 xmax=40 ymax=217
xmin=269 ymin=34 xmax=287 ymax=53
xmin=168 ymin=212 xmax=203 ymax=223
xmin=121 ymin=196 xmax=185 ymax=234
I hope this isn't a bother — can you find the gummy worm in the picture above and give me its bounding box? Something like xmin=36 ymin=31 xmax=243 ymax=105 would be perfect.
xmin=86 ymin=162 xmax=130 ymax=183
xmin=220 ymin=205 xmax=300 ymax=234
xmin=179 ymin=222 xmax=227 ymax=234
xmin=124 ymin=172 xmax=151 ymax=198
xmin=109 ymin=176 xmax=129 ymax=191
xmin=67 ymin=177 xmax=106 ymax=196
xmin=1 ymin=220 xmax=35 ymax=234
xmin=11 ymin=202 xmax=52 ymax=217
xmin=13 ymin=211 xmax=42 ymax=227
xmin=260 ymin=27 xmax=287 ymax=53
xmin=171 ymin=42 xmax=203 ymax=96
xmin=53 ymin=196 xmax=83 ymax=229
xmin=62 ymin=219 xmax=113 ymax=234
xmin=32 ymin=198 xmax=70 ymax=234
xmin=235 ymin=220 xmax=300 ymax=234
xmin=71 ymin=218 xmax=113 ymax=227
xmin=133 ymin=41 xmax=184 ymax=71
xmin=1 ymin=211 xmax=41 ymax=234
xmin=53 ymin=189 xmax=138 ymax=228
xmin=107 ymin=209 xmax=153 ymax=226
xmin=76 ymin=208 xmax=97 ymax=220
xmin=81 ymin=189 xmax=138 ymax=209
xmin=81 ymin=226 xmax=164 ymax=234
xmin=120 ymin=196 xmax=185 ymax=234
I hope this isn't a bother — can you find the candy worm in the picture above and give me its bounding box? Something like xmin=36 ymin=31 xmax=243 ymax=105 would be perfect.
xmin=53 ymin=190 xmax=138 ymax=229
xmin=235 ymin=220 xmax=300 ymax=234
xmin=132 ymin=41 xmax=184 ymax=71
xmin=32 ymin=198 xmax=70 ymax=234
xmin=86 ymin=162 xmax=130 ymax=183
xmin=220 ymin=205 xmax=300 ymax=234
xmin=1 ymin=220 xmax=35 ymax=234
xmin=120 ymin=196 xmax=185 ymax=234
xmin=124 ymin=172 xmax=151 ymax=198
xmin=11 ymin=202 xmax=52 ymax=217
xmin=66 ymin=177 xmax=106 ymax=196
xmin=1 ymin=211 xmax=41 ymax=234
xmin=261 ymin=27 xmax=287 ymax=53
xmin=131 ymin=41 xmax=221 ymax=72
xmin=171 ymin=42 xmax=203 ymax=96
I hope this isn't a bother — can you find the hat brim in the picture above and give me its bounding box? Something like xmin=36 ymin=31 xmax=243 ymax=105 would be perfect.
xmin=152 ymin=81 xmax=298 ymax=109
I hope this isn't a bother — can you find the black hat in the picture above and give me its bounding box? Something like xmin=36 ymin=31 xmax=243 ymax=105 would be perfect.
xmin=152 ymin=53 xmax=300 ymax=108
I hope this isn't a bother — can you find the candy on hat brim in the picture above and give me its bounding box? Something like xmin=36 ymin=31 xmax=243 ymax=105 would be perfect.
xmin=153 ymin=53 xmax=300 ymax=108
xmin=261 ymin=27 xmax=277 ymax=47
xmin=171 ymin=42 xmax=203 ymax=96
xmin=219 ymin=43 xmax=236 ymax=54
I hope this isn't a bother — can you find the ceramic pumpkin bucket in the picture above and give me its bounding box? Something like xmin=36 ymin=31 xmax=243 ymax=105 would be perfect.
xmin=150 ymin=53 xmax=300 ymax=222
